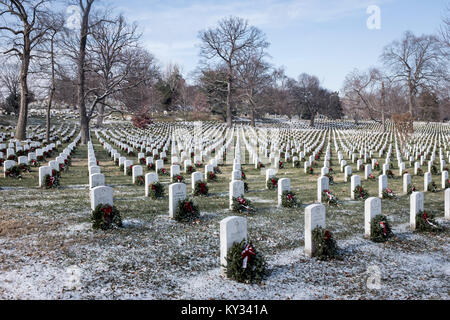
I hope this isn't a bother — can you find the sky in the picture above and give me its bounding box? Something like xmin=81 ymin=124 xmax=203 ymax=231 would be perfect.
xmin=108 ymin=0 xmax=447 ymax=92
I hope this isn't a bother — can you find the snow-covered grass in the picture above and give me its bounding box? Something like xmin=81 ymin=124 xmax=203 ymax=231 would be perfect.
xmin=0 ymin=121 xmax=449 ymax=300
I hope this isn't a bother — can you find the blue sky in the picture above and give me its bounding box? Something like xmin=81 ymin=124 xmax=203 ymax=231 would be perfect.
xmin=110 ymin=0 xmax=448 ymax=91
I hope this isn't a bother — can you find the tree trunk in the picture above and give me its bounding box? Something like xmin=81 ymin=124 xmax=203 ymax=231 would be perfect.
xmin=407 ymin=79 xmax=414 ymax=118
xmin=250 ymin=100 xmax=255 ymax=127
xmin=226 ymin=67 xmax=232 ymax=128
xmin=381 ymin=81 xmax=386 ymax=132
xmin=96 ymin=102 xmax=104 ymax=127
xmin=46 ymin=90 xmax=54 ymax=141
xmin=309 ymin=112 xmax=316 ymax=128
xmin=46 ymin=35 xmax=56 ymax=142
xmin=15 ymin=48 xmax=30 ymax=141
xmin=77 ymin=2 xmax=93 ymax=144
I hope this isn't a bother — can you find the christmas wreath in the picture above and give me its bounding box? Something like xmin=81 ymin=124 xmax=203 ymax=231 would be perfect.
xmin=266 ymin=177 xmax=278 ymax=190
xmin=148 ymin=182 xmax=164 ymax=199
xmin=430 ymin=165 xmax=438 ymax=175
xmin=374 ymin=162 xmax=380 ymax=171
xmin=241 ymin=171 xmax=246 ymax=180
xmin=281 ymin=190 xmax=299 ymax=208
xmin=224 ymin=240 xmax=268 ymax=284
xmin=445 ymin=179 xmax=450 ymax=189
xmin=7 ymin=154 xmax=17 ymax=161
xmin=324 ymin=173 xmax=334 ymax=184
xmin=119 ymin=164 xmax=124 ymax=171
xmin=186 ymin=165 xmax=195 ymax=174
xmin=293 ymin=160 xmax=301 ymax=168
xmin=172 ymin=175 xmax=185 ymax=183
xmin=139 ymin=158 xmax=146 ymax=165
xmin=18 ymin=163 xmax=31 ymax=173
xmin=174 ymin=199 xmax=200 ymax=222
xmin=194 ymin=181 xmax=208 ymax=196
xmin=311 ymin=227 xmax=339 ymax=261
xmin=43 ymin=174 xmax=59 ymax=188
xmin=307 ymin=166 xmax=314 ymax=175
xmin=207 ymin=171 xmax=217 ymax=182
xmin=126 ymin=165 xmax=133 ymax=176
xmin=195 ymin=161 xmax=203 ymax=168
xmin=135 ymin=175 xmax=145 ymax=186
xmin=415 ymin=211 xmax=444 ymax=233
xmin=382 ymin=188 xmax=396 ymax=199
xmin=427 ymin=181 xmax=438 ymax=193
xmin=257 ymin=162 xmax=265 ymax=169
xmin=213 ymin=166 xmax=222 ymax=174
xmin=416 ymin=168 xmax=424 ymax=176
xmin=232 ymin=196 xmax=255 ymax=214
xmin=278 ymin=161 xmax=284 ymax=169
xmin=402 ymin=170 xmax=409 ymax=176
xmin=115 ymin=159 xmax=119 ymax=166
xmin=158 ymin=168 xmax=169 ymax=176
xmin=91 ymin=204 xmax=123 ymax=230
xmin=387 ymin=170 xmax=395 ymax=179
xmin=360 ymin=164 xmax=365 ymax=172
xmin=322 ymin=189 xmax=339 ymax=206
xmin=354 ymin=185 xmax=369 ymax=200
xmin=312 ymin=161 xmax=319 ymax=168
xmin=368 ymin=173 xmax=376 ymax=180
xmin=5 ymin=165 xmax=22 ymax=179
xmin=407 ymin=183 xmax=417 ymax=195
xmin=147 ymin=163 xmax=155 ymax=171
xmin=37 ymin=155 xmax=44 ymax=162
xmin=244 ymin=181 xmax=249 ymax=193
xmin=370 ymin=215 xmax=394 ymax=242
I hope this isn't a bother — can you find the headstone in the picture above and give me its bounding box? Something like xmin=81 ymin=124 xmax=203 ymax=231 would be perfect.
xmin=191 ymin=172 xmax=203 ymax=191
xmin=351 ymin=175 xmax=361 ymax=200
xmin=144 ymin=173 xmax=159 ymax=197
xmin=277 ymin=178 xmax=291 ymax=207
xmin=229 ymin=180 xmax=245 ymax=210
xmin=39 ymin=166 xmax=52 ymax=187
xmin=89 ymin=173 xmax=105 ymax=189
xmin=169 ymin=183 xmax=187 ymax=218
xmin=410 ymin=191 xmax=424 ymax=230
xmin=378 ymin=174 xmax=387 ymax=198
xmin=317 ymin=176 xmax=329 ymax=202
xmin=424 ymin=172 xmax=432 ymax=191
xmin=220 ymin=216 xmax=247 ymax=272
xmin=132 ymin=165 xmax=144 ymax=184
xmin=90 ymin=186 xmax=113 ymax=210
xmin=344 ymin=165 xmax=352 ymax=182
xmin=364 ymin=197 xmax=381 ymax=238
xmin=403 ymin=173 xmax=411 ymax=194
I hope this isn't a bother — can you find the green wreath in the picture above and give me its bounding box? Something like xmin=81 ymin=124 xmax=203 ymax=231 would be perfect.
xmin=224 ymin=240 xmax=268 ymax=284
xmin=415 ymin=211 xmax=444 ymax=233
xmin=311 ymin=227 xmax=339 ymax=261
xmin=174 ymin=199 xmax=200 ymax=222
xmin=91 ymin=204 xmax=123 ymax=230
xmin=148 ymin=182 xmax=164 ymax=199
xmin=281 ymin=190 xmax=299 ymax=208
xmin=370 ymin=215 xmax=394 ymax=242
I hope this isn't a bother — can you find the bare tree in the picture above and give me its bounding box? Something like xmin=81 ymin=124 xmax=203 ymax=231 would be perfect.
xmin=0 ymin=59 xmax=21 ymax=113
xmin=198 ymin=16 xmax=269 ymax=127
xmin=235 ymin=48 xmax=272 ymax=127
xmin=87 ymin=13 xmax=142 ymax=127
xmin=381 ymin=31 xmax=447 ymax=118
xmin=0 ymin=0 xmax=51 ymax=140
xmin=36 ymin=12 xmax=65 ymax=140
xmin=287 ymin=73 xmax=329 ymax=127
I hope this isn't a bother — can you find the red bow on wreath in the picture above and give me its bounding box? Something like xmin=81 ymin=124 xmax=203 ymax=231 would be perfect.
xmin=379 ymin=221 xmax=387 ymax=236
xmin=324 ymin=230 xmax=331 ymax=241
xmin=102 ymin=206 xmax=112 ymax=224
xmin=287 ymin=194 xmax=293 ymax=200
xmin=237 ymin=197 xmax=246 ymax=205
xmin=241 ymin=244 xmax=256 ymax=269
xmin=184 ymin=202 xmax=193 ymax=213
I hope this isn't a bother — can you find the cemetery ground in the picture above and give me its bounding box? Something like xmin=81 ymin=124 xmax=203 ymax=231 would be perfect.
xmin=0 ymin=117 xmax=449 ymax=300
